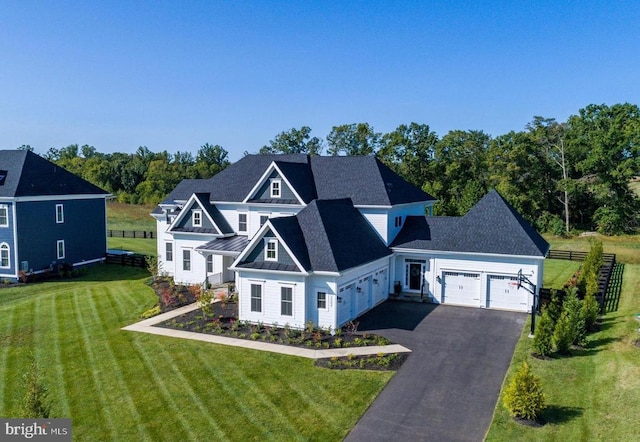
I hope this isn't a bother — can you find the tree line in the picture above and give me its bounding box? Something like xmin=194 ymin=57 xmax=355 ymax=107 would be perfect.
xmin=18 ymin=102 xmax=640 ymax=235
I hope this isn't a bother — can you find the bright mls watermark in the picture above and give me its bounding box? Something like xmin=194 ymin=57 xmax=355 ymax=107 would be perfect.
xmin=1 ymin=419 xmax=71 ymax=441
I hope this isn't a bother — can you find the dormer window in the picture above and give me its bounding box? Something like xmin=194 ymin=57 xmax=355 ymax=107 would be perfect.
xmin=265 ymin=239 xmax=278 ymax=261
xmin=270 ymin=179 xmax=281 ymax=198
xmin=192 ymin=210 xmax=202 ymax=227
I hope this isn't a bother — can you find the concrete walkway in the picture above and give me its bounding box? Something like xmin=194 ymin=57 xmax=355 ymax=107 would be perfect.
xmin=122 ymin=302 xmax=411 ymax=359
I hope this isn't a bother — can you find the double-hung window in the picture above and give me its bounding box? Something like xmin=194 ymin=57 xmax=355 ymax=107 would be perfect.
xmin=165 ymin=243 xmax=173 ymax=262
xmin=265 ymin=239 xmax=277 ymax=261
xmin=259 ymin=215 xmax=269 ymax=227
xmin=238 ymin=213 xmax=247 ymax=232
xmin=0 ymin=243 xmax=9 ymax=268
xmin=57 ymin=240 xmax=65 ymax=259
xmin=56 ymin=204 xmax=64 ymax=223
xmin=183 ymin=249 xmax=191 ymax=271
xmin=281 ymin=286 xmax=293 ymax=316
xmin=251 ymin=284 xmax=262 ymax=312
xmin=317 ymin=292 xmax=327 ymax=310
xmin=206 ymin=255 xmax=213 ymax=273
xmin=0 ymin=205 xmax=8 ymax=227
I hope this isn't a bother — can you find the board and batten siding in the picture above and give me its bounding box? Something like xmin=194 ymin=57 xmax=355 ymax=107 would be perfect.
xmin=16 ymin=198 xmax=106 ymax=272
xmin=237 ymin=271 xmax=307 ymax=328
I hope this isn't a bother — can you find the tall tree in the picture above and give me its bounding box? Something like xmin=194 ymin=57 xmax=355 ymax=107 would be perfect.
xmin=564 ymin=103 xmax=640 ymax=233
xmin=260 ymin=126 xmax=323 ymax=155
xmin=428 ymin=130 xmax=491 ymax=215
xmin=195 ymin=143 xmax=230 ymax=178
xmin=377 ymin=123 xmax=438 ymax=188
xmin=326 ymin=123 xmax=380 ymax=156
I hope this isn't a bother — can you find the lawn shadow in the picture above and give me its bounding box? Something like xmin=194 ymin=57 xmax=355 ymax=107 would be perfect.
xmin=604 ymin=263 xmax=624 ymax=313
xmin=542 ymin=405 xmax=583 ymax=424
xmin=357 ymin=301 xmax=438 ymax=331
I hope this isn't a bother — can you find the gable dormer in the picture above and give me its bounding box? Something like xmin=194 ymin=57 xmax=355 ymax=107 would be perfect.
xmin=243 ymin=162 xmax=306 ymax=205
xmin=168 ymin=193 xmax=234 ymax=236
xmin=230 ymin=221 xmax=308 ymax=274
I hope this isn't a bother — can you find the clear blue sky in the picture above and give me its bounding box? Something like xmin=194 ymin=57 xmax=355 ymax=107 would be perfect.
xmin=1 ymin=1 xmax=638 ymax=161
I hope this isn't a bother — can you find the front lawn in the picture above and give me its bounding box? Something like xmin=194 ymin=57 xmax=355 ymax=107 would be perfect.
xmin=485 ymin=263 xmax=640 ymax=441
xmin=0 ymin=265 xmax=392 ymax=441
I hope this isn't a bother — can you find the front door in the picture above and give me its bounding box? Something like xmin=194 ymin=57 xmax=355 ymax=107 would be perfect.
xmin=409 ymin=263 xmax=422 ymax=290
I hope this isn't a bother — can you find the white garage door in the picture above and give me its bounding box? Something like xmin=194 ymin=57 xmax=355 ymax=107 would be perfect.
xmin=487 ymin=275 xmax=528 ymax=311
xmin=441 ymin=272 xmax=481 ymax=307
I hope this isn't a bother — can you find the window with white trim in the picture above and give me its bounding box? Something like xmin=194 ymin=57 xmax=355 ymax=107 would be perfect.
xmin=394 ymin=216 xmax=402 ymax=228
xmin=270 ymin=179 xmax=281 ymax=198
xmin=317 ymin=292 xmax=327 ymax=310
xmin=165 ymin=242 xmax=173 ymax=261
xmin=238 ymin=213 xmax=247 ymax=232
xmin=206 ymin=255 xmax=213 ymax=273
xmin=281 ymin=286 xmax=293 ymax=316
xmin=192 ymin=210 xmax=202 ymax=227
xmin=183 ymin=249 xmax=191 ymax=271
xmin=265 ymin=239 xmax=277 ymax=261
xmin=0 ymin=243 xmax=9 ymax=268
xmin=250 ymin=284 xmax=262 ymax=312
xmin=56 ymin=204 xmax=64 ymax=223
xmin=0 ymin=205 xmax=7 ymax=227
xmin=56 ymin=240 xmax=65 ymax=259
xmin=260 ymin=215 xmax=269 ymax=227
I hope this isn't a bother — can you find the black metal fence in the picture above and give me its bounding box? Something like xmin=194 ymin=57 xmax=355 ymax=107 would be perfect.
xmin=107 ymin=230 xmax=155 ymax=239
xmin=540 ymin=250 xmax=617 ymax=313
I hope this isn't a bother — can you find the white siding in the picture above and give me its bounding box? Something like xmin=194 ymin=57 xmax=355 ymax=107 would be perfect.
xmin=237 ymin=271 xmax=307 ymax=328
xmin=393 ymin=252 xmax=542 ymax=312
xmin=358 ymin=208 xmax=387 ymax=244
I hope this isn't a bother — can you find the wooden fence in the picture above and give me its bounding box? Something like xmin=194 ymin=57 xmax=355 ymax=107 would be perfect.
xmin=540 ymin=249 xmax=617 ymax=313
xmin=105 ymin=253 xmax=149 ymax=269
xmin=107 ymin=230 xmax=155 ymax=239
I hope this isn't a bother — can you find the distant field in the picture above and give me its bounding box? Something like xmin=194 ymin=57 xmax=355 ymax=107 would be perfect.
xmin=107 ymin=202 xmax=156 ymax=231
xmin=545 ymin=233 xmax=640 ymax=265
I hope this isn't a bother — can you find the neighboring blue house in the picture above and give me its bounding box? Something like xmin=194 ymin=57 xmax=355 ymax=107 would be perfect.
xmin=0 ymin=150 xmax=110 ymax=280
xmin=154 ymin=154 xmax=549 ymax=330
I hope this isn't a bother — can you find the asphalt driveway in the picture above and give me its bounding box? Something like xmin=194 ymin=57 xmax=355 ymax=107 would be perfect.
xmin=345 ymin=302 xmax=526 ymax=442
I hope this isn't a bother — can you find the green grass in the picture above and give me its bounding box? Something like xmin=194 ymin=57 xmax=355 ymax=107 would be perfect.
xmin=0 ymin=265 xmax=392 ymax=441
xmin=543 ymin=259 xmax=580 ymax=289
xmin=107 ymin=202 xmax=156 ymax=231
xmin=545 ymin=233 xmax=640 ymax=265
xmin=486 ymin=263 xmax=640 ymax=441
xmin=107 ymin=237 xmax=157 ymax=256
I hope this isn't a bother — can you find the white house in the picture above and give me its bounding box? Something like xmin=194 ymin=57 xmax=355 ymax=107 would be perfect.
xmin=153 ymin=154 xmax=549 ymax=330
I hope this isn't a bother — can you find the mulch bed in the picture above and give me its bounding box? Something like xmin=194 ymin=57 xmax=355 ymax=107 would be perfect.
xmin=314 ymin=352 xmax=409 ymax=371
xmin=148 ymin=277 xmax=199 ymax=312
xmin=154 ymin=300 xmax=393 ymax=350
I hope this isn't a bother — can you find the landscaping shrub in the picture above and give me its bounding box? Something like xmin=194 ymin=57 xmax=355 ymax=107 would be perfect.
xmin=546 ymin=289 xmax=564 ymax=326
xmin=564 ymin=288 xmax=587 ymax=346
xmin=581 ymin=292 xmax=600 ymax=331
xmin=532 ymin=309 xmax=554 ymax=358
xmin=140 ymin=305 xmax=161 ymax=319
xmin=503 ymin=361 xmax=545 ymax=421
xmin=553 ymin=310 xmax=574 ymax=355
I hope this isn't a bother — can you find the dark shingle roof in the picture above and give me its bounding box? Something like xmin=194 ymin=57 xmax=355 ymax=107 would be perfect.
xmin=310 ymin=156 xmax=435 ymax=205
xmin=271 ymin=199 xmax=391 ymax=273
xmin=391 ymin=190 xmax=550 ymax=257
xmin=0 ymin=150 xmax=108 ymax=197
xmin=193 ymin=193 xmax=234 ymax=234
xmin=161 ymin=154 xmax=433 ymax=206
